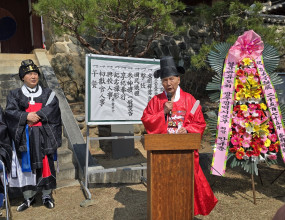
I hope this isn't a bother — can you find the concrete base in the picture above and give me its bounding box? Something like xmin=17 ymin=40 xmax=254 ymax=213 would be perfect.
xmin=88 ymin=163 xmax=147 ymax=186
xmin=111 ymin=124 xmax=135 ymax=159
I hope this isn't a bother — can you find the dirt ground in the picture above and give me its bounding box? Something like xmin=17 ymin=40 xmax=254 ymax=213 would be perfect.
xmin=3 ymin=100 xmax=285 ymax=219
xmin=3 ymin=136 xmax=285 ymax=220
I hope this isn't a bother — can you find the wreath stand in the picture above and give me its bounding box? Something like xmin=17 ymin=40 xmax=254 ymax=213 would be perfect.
xmin=251 ymin=173 xmax=257 ymax=204
xmin=252 ymin=165 xmax=285 ymax=205
xmin=251 ymin=169 xmax=262 ymax=205
xmin=251 ymin=164 xmax=268 ymax=205
xmin=210 ymin=159 xmax=263 ymax=205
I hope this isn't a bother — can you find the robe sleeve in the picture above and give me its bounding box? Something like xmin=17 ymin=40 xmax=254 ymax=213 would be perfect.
xmin=183 ymin=94 xmax=206 ymax=137
xmin=141 ymin=96 xmax=168 ymax=134
xmin=5 ymin=90 xmax=28 ymax=146
xmin=0 ymin=107 xmax=12 ymax=173
xmin=36 ymin=92 xmax=62 ymax=151
xmin=5 ymin=91 xmax=28 ymax=126
xmin=36 ymin=94 xmax=61 ymax=124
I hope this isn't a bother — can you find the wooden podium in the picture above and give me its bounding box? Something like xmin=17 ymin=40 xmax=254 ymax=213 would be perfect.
xmin=144 ymin=133 xmax=201 ymax=220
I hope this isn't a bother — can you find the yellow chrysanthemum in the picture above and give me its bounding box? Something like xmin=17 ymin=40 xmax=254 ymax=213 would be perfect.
xmin=249 ymin=89 xmax=262 ymax=99
xmin=247 ymin=75 xmax=254 ymax=80
xmin=243 ymin=81 xmax=250 ymax=88
xmin=259 ymin=123 xmax=270 ymax=136
xmin=260 ymin=123 xmax=269 ymax=131
xmin=236 ymin=90 xmax=245 ymax=100
xmin=240 ymin=104 xmax=248 ymax=111
xmin=237 ymin=147 xmax=245 ymax=152
xmin=235 ymin=79 xmax=243 ymax=88
xmin=253 ymin=124 xmax=260 ymax=134
xmin=235 ymin=79 xmax=239 ymax=87
xmin=264 ymin=138 xmax=271 ymax=147
xmin=248 ymin=77 xmax=258 ymax=87
xmin=260 ymin=103 xmax=267 ymax=110
xmin=244 ymin=89 xmax=252 ymax=99
xmin=243 ymin=58 xmax=252 ymax=66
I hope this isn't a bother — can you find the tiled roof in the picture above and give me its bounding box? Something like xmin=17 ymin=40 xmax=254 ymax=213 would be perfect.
xmin=262 ymin=1 xmax=285 ymax=13
xmin=260 ymin=14 xmax=285 ymax=24
xmin=260 ymin=1 xmax=285 ymax=24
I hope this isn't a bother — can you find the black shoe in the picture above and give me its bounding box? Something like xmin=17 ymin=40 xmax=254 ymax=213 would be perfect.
xmin=42 ymin=196 xmax=54 ymax=209
xmin=17 ymin=197 xmax=35 ymax=212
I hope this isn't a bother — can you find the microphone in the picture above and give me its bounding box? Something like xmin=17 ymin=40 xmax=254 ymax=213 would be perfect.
xmin=167 ymin=93 xmax=172 ymax=117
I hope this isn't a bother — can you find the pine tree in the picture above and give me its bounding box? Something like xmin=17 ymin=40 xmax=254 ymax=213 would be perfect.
xmin=190 ymin=0 xmax=285 ymax=70
xmin=33 ymin=0 xmax=185 ymax=57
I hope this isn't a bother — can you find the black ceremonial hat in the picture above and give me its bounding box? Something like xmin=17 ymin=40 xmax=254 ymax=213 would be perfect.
xmin=154 ymin=56 xmax=185 ymax=79
xmin=19 ymin=59 xmax=40 ymax=80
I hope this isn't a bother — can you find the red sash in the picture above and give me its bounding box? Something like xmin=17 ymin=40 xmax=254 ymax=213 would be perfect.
xmin=26 ymin=103 xmax=42 ymax=126
xmin=26 ymin=102 xmax=51 ymax=177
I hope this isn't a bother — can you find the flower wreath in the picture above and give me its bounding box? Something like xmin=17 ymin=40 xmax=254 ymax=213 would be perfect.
xmin=207 ymin=30 xmax=285 ymax=176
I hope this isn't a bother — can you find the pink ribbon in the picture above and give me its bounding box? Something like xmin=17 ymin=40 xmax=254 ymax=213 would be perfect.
xmin=229 ymin=30 xmax=264 ymax=61
xmin=211 ymin=57 xmax=236 ymax=176
xmin=256 ymin=57 xmax=285 ymax=162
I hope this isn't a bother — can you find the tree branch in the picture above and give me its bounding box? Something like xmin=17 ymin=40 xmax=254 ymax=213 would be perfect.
xmin=136 ymin=27 xmax=159 ymax=57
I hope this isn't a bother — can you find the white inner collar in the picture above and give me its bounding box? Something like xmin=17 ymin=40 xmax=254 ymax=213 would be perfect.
xmin=21 ymin=84 xmax=42 ymax=98
xmin=164 ymin=85 xmax=180 ymax=102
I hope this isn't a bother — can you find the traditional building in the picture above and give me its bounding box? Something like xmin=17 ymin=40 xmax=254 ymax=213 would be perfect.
xmin=260 ymin=1 xmax=285 ymax=24
xmin=0 ymin=0 xmax=43 ymax=53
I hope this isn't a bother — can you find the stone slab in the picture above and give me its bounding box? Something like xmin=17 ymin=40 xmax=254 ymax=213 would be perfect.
xmin=88 ymin=164 xmax=147 ymax=186
xmin=111 ymin=124 xmax=135 ymax=159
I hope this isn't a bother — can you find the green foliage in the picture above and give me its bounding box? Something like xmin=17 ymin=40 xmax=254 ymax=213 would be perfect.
xmin=191 ymin=42 xmax=217 ymax=70
xmin=33 ymin=0 xmax=185 ymax=57
xmin=190 ymin=0 xmax=285 ymax=70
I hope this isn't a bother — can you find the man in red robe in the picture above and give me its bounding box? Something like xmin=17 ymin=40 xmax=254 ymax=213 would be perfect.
xmin=141 ymin=56 xmax=218 ymax=216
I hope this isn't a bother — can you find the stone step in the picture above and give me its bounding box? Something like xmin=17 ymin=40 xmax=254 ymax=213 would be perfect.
xmin=60 ymin=136 xmax=69 ymax=149
xmin=0 ymin=53 xmax=37 ymax=62
xmin=54 ymin=136 xmax=72 ymax=165
xmin=56 ymin=148 xmax=73 ymax=165
xmin=55 ymin=135 xmax=77 ymax=182
xmin=56 ymin=179 xmax=80 ymax=190
xmin=0 ymin=54 xmax=38 ymax=74
xmin=56 ymin=162 xmax=77 ymax=181
xmin=88 ymin=163 xmax=147 ymax=185
xmin=0 ymin=66 xmax=20 ymax=74
xmin=0 ymin=60 xmax=37 ymax=67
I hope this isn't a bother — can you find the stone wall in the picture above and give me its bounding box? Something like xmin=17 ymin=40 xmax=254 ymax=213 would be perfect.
xmin=47 ymin=35 xmax=86 ymax=103
xmin=43 ymin=17 xmax=284 ymax=105
xmin=0 ymin=74 xmax=21 ymax=108
xmin=43 ymin=16 xmax=212 ymax=104
xmin=0 ymin=72 xmax=48 ymax=109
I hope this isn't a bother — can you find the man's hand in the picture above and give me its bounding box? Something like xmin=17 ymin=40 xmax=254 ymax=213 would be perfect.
xmin=177 ymin=127 xmax=187 ymax=134
xmin=27 ymin=112 xmax=41 ymax=124
xmin=164 ymin=101 xmax=173 ymax=115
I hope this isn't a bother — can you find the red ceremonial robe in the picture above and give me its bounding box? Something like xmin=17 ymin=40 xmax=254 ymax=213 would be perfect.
xmin=141 ymin=88 xmax=218 ymax=216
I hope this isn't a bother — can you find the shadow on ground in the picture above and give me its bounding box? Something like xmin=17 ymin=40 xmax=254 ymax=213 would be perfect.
xmin=113 ymin=185 xmax=147 ymax=220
